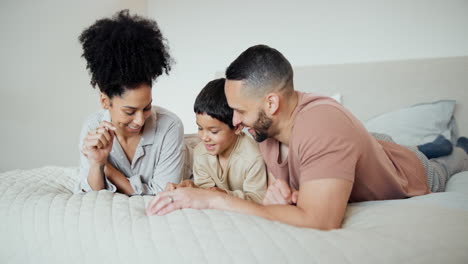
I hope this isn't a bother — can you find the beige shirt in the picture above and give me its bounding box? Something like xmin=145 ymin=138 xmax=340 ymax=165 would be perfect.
xmin=193 ymin=132 xmax=267 ymax=204
xmin=260 ymin=92 xmax=429 ymax=202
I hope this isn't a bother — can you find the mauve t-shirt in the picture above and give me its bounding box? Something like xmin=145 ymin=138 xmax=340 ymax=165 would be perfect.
xmin=259 ymin=92 xmax=429 ymax=202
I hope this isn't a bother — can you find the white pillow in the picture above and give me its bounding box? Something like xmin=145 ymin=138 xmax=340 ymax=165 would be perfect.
xmin=365 ymin=100 xmax=457 ymax=146
xmin=330 ymin=93 xmax=342 ymax=104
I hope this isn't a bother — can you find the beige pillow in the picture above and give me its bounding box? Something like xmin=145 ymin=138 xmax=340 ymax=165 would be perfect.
xmin=182 ymin=133 xmax=201 ymax=180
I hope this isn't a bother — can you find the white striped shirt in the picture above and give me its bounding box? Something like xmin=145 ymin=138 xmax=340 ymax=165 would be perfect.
xmin=76 ymin=106 xmax=185 ymax=195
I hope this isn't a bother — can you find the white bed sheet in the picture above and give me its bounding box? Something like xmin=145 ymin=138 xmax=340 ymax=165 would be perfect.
xmin=1 ymin=167 xmax=467 ymax=264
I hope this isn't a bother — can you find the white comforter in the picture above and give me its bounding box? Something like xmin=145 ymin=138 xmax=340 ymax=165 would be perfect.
xmin=1 ymin=167 xmax=467 ymax=264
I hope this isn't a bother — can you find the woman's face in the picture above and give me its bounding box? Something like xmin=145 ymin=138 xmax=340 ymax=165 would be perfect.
xmin=103 ymin=84 xmax=152 ymax=137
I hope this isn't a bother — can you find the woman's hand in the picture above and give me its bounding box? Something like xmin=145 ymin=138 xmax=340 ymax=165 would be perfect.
xmin=81 ymin=121 xmax=116 ymax=165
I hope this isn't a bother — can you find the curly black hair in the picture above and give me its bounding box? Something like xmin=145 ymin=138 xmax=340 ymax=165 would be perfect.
xmin=79 ymin=10 xmax=172 ymax=98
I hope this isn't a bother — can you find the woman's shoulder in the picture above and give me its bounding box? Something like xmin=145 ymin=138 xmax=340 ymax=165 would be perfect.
xmin=153 ymin=106 xmax=183 ymax=127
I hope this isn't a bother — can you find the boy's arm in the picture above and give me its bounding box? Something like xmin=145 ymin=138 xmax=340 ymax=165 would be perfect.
xmin=105 ymin=162 xmax=134 ymax=195
xmin=227 ymin=156 xmax=267 ymax=204
xmin=193 ymin=152 xmax=216 ymax=188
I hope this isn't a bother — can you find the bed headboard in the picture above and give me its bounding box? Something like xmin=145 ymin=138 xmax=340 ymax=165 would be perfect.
xmin=293 ymin=56 xmax=468 ymax=136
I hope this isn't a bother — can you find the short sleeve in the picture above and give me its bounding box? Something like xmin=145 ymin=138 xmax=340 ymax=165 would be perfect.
xmin=293 ymin=105 xmax=362 ymax=184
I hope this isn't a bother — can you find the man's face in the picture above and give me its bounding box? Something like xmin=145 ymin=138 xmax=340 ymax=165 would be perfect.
xmin=225 ymin=80 xmax=273 ymax=142
xmin=249 ymin=108 xmax=273 ymax=142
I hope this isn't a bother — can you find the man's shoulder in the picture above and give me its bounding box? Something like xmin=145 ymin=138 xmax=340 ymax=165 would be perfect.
xmin=294 ymin=101 xmax=359 ymax=135
xmin=296 ymin=101 xmax=346 ymax=120
xmin=290 ymin=102 xmax=367 ymax=155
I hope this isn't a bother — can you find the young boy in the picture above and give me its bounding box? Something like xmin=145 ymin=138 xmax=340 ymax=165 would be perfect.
xmin=167 ymin=78 xmax=267 ymax=203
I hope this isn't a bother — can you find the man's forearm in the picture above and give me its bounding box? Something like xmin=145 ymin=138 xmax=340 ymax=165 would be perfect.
xmin=211 ymin=194 xmax=327 ymax=229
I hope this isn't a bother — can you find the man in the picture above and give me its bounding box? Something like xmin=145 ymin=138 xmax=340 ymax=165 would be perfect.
xmin=146 ymin=45 xmax=468 ymax=230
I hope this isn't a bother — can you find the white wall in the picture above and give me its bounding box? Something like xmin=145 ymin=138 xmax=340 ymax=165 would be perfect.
xmin=0 ymin=0 xmax=147 ymax=172
xmin=147 ymin=0 xmax=468 ymax=133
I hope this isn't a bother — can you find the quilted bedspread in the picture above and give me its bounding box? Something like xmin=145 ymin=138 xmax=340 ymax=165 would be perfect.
xmin=1 ymin=167 xmax=467 ymax=264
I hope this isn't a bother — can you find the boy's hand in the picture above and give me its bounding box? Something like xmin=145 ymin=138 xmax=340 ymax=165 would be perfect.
xmin=164 ymin=180 xmax=197 ymax=191
xmin=207 ymin=186 xmax=227 ymax=194
xmin=263 ymin=179 xmax=298 ymax=205
xmin=164 ymin=182 xmax=178 ymax=191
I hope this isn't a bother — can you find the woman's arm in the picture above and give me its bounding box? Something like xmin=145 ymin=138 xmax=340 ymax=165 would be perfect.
xmin=128 ymin=120 xmax=185 ymax=195
xmin=87 ymin=162 xmax=106 ymax=190
xmin=104 ymin=162 xmax=134 ymax=195
xmin=78 ymin=120 xmax=117 ymax=192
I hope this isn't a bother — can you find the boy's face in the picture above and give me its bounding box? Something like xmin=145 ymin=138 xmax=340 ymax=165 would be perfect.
xmin=196 ymin=113 xmax=239 ymax=157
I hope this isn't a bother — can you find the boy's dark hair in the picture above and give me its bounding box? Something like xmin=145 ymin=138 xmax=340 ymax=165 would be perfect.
xmin=79 ymin=10 xmax=171 ymax=98
xmin=225 ymin=44 xmax=293 ymax=98
xmin=194 ymin=78 xmax=234 ymax=129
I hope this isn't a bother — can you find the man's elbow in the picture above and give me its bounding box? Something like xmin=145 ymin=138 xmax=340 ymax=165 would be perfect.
xmin=315 ymin=222 xmax=342 ymax=230
xmin=303 ymin=215 xmax=343 ymax=230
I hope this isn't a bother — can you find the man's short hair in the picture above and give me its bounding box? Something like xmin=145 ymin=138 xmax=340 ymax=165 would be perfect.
xmin=225 ymin=44 xmax=293 ymax=98
xmin=194 ymin=78 xmax=235 ymax=129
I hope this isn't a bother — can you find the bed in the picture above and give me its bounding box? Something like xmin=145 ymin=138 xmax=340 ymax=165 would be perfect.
xmin=1 ymin=56 xmax=468 ymax=264
xmin=1 ymin=167 xmax=467 ymax=264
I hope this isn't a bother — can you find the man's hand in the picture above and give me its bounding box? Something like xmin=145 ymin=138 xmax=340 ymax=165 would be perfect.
xmin=263 ymin=179 xmax=298 ymax=205
xmin=146 ymin=188 xmax=222 ymax=216
xmin=164 ymin=179 xmax=197 ymax=191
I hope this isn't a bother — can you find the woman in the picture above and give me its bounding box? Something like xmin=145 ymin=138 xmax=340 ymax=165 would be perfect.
xmin=76 ymin=10 xmax=185 ymax=195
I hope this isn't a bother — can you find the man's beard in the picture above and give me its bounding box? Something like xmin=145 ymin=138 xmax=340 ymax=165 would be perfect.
xmin=251 ymin=109 xmax=273 ymax=143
